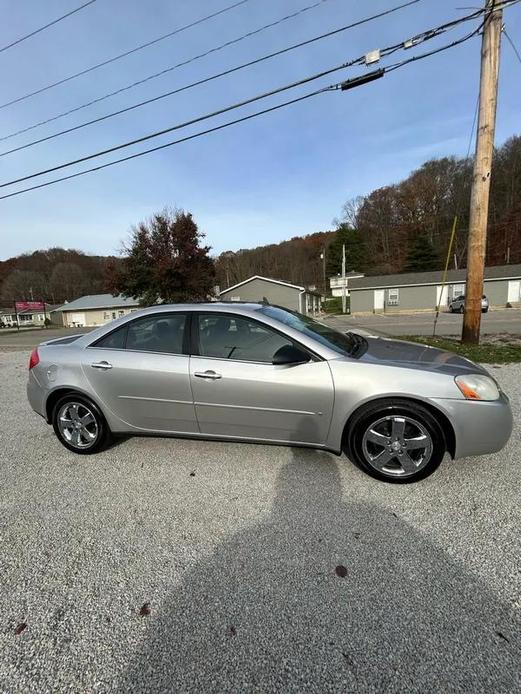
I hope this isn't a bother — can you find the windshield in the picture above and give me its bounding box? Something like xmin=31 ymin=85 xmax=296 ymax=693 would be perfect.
xmin=256 ymin=305 xmax=364 ymax=357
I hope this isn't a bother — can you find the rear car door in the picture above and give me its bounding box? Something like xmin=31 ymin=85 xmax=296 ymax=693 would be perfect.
xmin=82 ymin=312 xmax=198 ymax=433
xmin=189 ymin=313 xmax=334 ymax=444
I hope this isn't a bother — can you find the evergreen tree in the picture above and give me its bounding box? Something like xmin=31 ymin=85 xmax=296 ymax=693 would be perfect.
xmin=326 ymin=224 xmax=368 ymax=277
xmin=403 ymin=234 xmax=440 ymax=273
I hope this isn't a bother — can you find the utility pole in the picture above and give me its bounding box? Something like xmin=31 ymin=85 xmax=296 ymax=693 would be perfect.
xmin=462 ymin=0 xmax=503 ymax=344
xmin=341 ymin=244 xmax=347 ymax=314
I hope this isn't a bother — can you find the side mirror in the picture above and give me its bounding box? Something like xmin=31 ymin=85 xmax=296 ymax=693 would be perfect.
xmin=272 ymin=344 xmax=309 ymax=365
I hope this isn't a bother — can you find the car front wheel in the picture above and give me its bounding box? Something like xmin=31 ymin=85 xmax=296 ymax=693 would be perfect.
xmin=52 ymin=394 xmax=111 ymax=454
xmin=345 ymin=399 xmax=446 ymax=483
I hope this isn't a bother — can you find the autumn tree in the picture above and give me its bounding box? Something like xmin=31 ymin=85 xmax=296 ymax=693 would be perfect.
xmin=1 ymin=269 xmax=47 ymax=301
xmin=106 ymin=209 xmax=215 ymax=305
xmin=50 ymin=263 xmax=87 ymax=303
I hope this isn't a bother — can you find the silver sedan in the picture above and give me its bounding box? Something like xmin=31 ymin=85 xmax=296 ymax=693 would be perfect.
xmin=27 ymin=303 xmax=512 ymax=483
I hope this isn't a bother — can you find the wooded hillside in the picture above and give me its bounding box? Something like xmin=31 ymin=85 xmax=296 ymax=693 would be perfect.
xmin=0 ymin=248 xmax=118 ymax=305
xmin=215 ymin=134 xmax=521 ymax=288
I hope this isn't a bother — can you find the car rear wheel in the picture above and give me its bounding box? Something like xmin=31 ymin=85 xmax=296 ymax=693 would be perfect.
xmin=345 ymin=399 xmax=446 ymax=483
xmin=459 ymin=305 xmax=464 ymax=314
xmin=52 ymin=394 xmax=111 ymax=454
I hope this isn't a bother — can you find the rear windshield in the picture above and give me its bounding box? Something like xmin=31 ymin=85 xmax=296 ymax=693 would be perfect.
xmin=256 ymin=305 xmax=364 ymax=357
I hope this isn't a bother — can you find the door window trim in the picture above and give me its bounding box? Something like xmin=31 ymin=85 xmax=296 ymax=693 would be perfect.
xmin=190 ymin=311 xmax=321 ymax=365
xmin=87 ymin=311 xmax=191 ymax=356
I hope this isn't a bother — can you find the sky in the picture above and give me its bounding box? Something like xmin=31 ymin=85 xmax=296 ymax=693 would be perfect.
xmin=0 ymin=0 xmax=520 ymax=260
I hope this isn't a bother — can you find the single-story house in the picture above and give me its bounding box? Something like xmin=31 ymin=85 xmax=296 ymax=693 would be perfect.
xmin=52 ymin=294 xmax=140 ymax=327
xmin=219 ymin=276 xmax=321 ymax=315
xmin=349 ymin=264 xmax=521 ymax=315
xmin=329 ymin=271 xmax=365 ymax=297
xmin=0 ymin=303 xmax=59 ymax=327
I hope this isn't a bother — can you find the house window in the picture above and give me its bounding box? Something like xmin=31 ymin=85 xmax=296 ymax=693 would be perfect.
xmin=451 ymin=284 xmax=465 ymax=298
xmin=229 ymin=296 xmax=241 ymax=301
xmin=103 ymin=312 xmax=111 ymax=320
xmin=387 ymin=288 xmax=399 ymax=306
xmin=118 ymin=310 xmax=125 ymax=317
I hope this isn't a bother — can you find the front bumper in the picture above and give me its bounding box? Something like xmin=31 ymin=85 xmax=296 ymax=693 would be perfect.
xmin=432 ymin=392 xmax=513 ymax=459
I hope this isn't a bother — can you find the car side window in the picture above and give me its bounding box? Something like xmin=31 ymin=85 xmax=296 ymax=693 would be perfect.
xmin=95 ymin=326 xmax=127 ymax=349
xmin=93 ymin=314 xmax=187 ymax=354
xmin=198 ymin=314 xmax=293 ymax=363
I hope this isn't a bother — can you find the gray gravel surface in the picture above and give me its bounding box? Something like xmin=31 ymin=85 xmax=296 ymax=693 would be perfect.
xmin=0 ymin=351 xmax=520 ymax=693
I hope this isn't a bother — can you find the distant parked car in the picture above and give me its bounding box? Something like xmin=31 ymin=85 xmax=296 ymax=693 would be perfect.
xmin=27 ymin=303 xmax=512 ymax=484
xmin=449 ymin=295 xmax=489 ymax=313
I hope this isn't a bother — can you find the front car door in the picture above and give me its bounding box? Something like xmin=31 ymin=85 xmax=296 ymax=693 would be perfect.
xmin=82 ymin=312 xmax=198 ymax=433
xmin=189 ymin=312 xmax=334 ymax=445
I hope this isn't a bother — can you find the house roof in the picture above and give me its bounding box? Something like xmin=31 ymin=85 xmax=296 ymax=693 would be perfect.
xmin=349 ymin=264 xmax=521 ymax=291
xmin=52 ymin=294 xmax=140 ymax=312
xmin=220 ymin=275 xmax=306 ymax=294
xmin=329 ymin=271 xmax=365 ymax=279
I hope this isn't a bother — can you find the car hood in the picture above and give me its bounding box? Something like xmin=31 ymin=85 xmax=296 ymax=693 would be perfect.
xmin=356 ymin=334 xmax=489 ymax=377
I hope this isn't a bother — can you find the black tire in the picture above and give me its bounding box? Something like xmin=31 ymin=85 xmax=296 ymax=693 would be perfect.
xmin=344 ymin=399 xmax=446 ymax=484
xmin=448 ymin=305 xmax=453 ymax=313
xmin=52 ymin=393 xmax=112 ymax=454
xmin=459 ymin=305 xmax=464 ymax=314
xmin=482 ymin=308 xmax=488 ymax=313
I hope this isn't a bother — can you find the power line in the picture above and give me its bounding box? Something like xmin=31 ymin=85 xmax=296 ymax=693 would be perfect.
xmin=503 ymin=27 xmax=521 ymax=65
xmin=0 ymin=62 xmax=357 ymax=190
xmin=0 ymin=25 xmax=482 ymax=200
xmin=0 ymin=0 xmax=317 ymax=110
xmin=0 ymin=0 xmax=98 ymax=54
xmin=0 ymin=14 xmax=477 ymax=190
xmin=0 ymin=88 xmax=331 ymax=202
xmin=0 ymin=0 xmax=425 ymax=156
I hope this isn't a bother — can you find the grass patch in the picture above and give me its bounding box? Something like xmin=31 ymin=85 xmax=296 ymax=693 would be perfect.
xmin=398 ymin=335 xmax=521 ymax=363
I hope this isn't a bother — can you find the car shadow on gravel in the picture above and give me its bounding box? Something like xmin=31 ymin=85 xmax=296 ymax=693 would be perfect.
xmin=116 ymin=449 xmax=519 ymax=693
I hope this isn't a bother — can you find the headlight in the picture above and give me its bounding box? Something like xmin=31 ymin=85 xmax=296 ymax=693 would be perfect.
xmin=455 ymin=374 xmax=500 ymax=401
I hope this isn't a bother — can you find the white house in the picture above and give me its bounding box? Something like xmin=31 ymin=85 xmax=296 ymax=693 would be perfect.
xmin=329 ymin=271 xmax=365 ymax=297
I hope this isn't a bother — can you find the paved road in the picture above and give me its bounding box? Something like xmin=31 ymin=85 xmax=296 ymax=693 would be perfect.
xmin=0 ymin=350 xmax=519 ymax=692
xmin=0 ymin=326 xmax=93 ymax=351
xmin=324 ymin=308 xmax=521 ymax=337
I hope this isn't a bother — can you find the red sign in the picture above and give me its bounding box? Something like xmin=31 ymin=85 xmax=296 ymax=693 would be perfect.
xmin=15 ymin=301 xmax=45 ymax=312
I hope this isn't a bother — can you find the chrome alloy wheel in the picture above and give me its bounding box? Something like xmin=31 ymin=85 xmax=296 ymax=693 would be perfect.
xmin=57 ymin=401 xmax=99 ymax=450
xmin=361 ymin=415 xmax=433 ymax=478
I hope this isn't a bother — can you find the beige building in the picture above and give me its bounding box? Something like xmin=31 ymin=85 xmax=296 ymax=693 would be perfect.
xmin=52 ymin=294 xmax=140 ymax=328
xmin=219 ymin=276 xmax=321 ymax=315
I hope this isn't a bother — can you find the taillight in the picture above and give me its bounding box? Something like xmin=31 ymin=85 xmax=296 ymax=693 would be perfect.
xmin=28 ymin=348 xmax=39 ymax=370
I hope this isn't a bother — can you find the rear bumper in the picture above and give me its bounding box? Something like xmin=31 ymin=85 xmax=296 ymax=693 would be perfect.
xmin=432 ymin=392 xmax=513 ymax=459
xmin=27 ymin=371 xmax=47 ymax=418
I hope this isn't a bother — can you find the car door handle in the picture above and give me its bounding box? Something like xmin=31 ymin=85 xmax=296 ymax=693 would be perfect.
xmin=91 ymin=361 xmax=113 ymax=370
xmin=194 ymin=370 xmax=222 ymax=380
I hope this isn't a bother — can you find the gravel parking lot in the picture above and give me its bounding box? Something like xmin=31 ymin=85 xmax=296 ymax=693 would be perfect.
xmin=0 ymin=350 xmax=520 ymax=693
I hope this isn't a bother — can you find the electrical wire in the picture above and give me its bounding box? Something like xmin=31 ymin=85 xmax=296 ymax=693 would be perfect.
xmin=0 ymin=0 xmax=318 ymax=110
xmin=503 ymin=27 xmax=521 ymax=65
xmin=0 ymin=27 xmax=483 ymax=201
xmin=0 ymin=0 xmax=97 ymax=54
xmin=0 ymin=88 xmax=332 ymax=202
xmin=0 ymin=13 xmax=482 ymax=189
xmin=0 ymin=0 xmax=425 ymax=155
xmin=0 ymin=62 xmax=358 ymax=190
